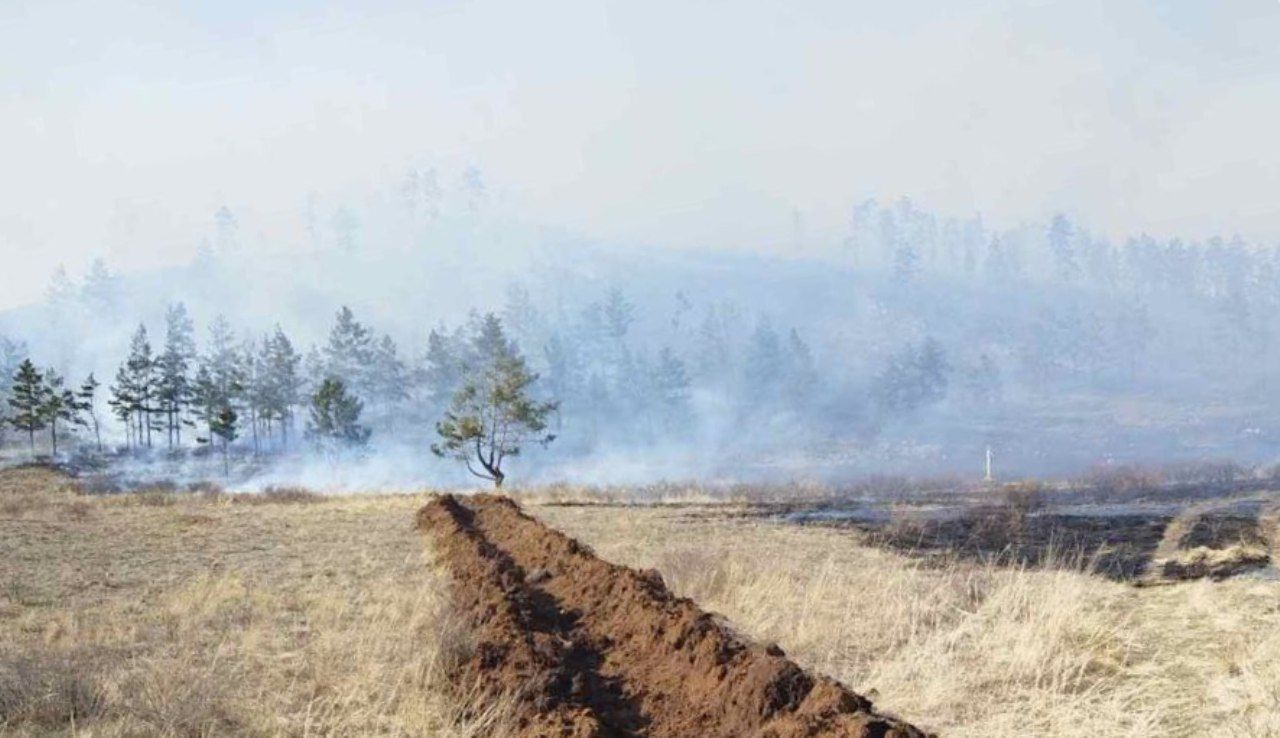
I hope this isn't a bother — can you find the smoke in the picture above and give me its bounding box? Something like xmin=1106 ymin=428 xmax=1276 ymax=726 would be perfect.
xmin=3 ymin=169 xmax=1280 ymax=493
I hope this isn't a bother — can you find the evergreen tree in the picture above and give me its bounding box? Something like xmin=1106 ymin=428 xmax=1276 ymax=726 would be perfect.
xmin=602 ymin=287 xmax=635 ymax=342
xmin=421 ymin=326 xmax=466 ymax=408
xmin=208 ymin=405 xmax=238 ymax=476
xmin=214 ymin=205 xmax=238 ymax=254
xmin=45 ymin=264 xmax=77 ymax=308
xmin=650 ymin=347 xmax=691 ymax=431
xmin=744 ymin=318 xmax=785 ymax=396
xmin=206 ymin=315 xmax=243 ymax=404
xmin=502 ymin=284 xmax=541 ymax=347
xmin=82 ymin=258 xmax=118 ymax=314
xmin=695 ymin=306 xmax=731 ymax=382
xmin=263 ymin=327 xmax=303 ymax=449
xmin=432 ymin=314 xmax=557 ymax=488
xmin=108 ymin=364 xmax=136 ymax=449
xmin=783 ymin=328 xmax=818 ymax=407
xmin=0 ymin=337 xmax=26 ymax=405
xmin=873 ymin=338 xmax=951 ymax=415
xmin=77 ymin=373 xmax=103 ymax=452
xmin=41 ymin=369 xmax=82 ymax=457
xmin=156 ymin=303 xmax=196 ymax=448
xmin=306 ymin=378 xmax=370 ymax=454
xmin=124 ymin=325 xmax=157 ymax=448
xmin=189 ymin=363 xmax=219 ymax=444
xmin=542 ymin=333 xmax=578 ymax=428
xmin=241 ymin=337 xmax=266 ymax=454
xmin=8 ymin=359 xmax=48 ymax=454
xmin=369 ymin=334 xmax=409 ymax=412
xmin=322 ymin=306 xmax=375 ymax=394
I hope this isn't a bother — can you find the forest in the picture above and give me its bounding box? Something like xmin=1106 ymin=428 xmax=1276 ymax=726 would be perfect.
xmin=1 ymin=173 xmax=1277 ymax=485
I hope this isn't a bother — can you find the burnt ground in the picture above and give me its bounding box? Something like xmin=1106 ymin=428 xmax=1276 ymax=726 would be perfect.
xmin=863 ymin=513 xmax=1172 ymax=580
xmin=418 ymin=494 xmax=932 ymax=738
xmin=789 ymin=502 xmax=1277 ymax=582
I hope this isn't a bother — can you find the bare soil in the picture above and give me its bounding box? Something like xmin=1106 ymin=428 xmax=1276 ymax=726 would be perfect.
xmin=418 ymin=494 xmax=932 ymax=738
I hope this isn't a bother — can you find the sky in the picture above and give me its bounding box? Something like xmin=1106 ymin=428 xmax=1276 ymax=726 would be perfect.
xmin=1 ymin=0 xmax=1279 ymax=310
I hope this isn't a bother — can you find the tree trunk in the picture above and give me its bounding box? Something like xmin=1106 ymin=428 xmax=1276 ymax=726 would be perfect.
xmin=50 ymin=422 xmax=57 ymax=457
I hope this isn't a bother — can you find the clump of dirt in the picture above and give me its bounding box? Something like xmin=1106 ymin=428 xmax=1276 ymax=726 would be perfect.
xmin=1155 ymin=545 xmax=1271 ymax=581
xmin=419 ymin=494 xmax=932 ymax=738
xmin=1144 ymin=506 xmax=1274 ymax=583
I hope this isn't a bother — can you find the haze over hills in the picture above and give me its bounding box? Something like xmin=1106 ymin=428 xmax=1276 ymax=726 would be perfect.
xmin=2 ymin=174 xmax=1278 ymax=486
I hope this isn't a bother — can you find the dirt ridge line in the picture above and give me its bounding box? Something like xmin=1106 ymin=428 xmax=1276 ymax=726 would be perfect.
xmin=418 ymin=494 xmax=933 ymax=738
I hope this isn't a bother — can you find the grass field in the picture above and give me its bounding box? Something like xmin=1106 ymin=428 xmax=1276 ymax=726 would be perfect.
xmin=3 ymin=466 xmax=1280 ymax=736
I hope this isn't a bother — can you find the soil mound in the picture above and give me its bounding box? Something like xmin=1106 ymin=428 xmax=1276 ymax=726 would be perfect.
xmin=418 ymin=494 xmax=932 ymax=737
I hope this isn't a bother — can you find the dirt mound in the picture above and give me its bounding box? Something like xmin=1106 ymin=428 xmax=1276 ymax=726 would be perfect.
xmin=418 ymin=494 xmax=932 ymax=738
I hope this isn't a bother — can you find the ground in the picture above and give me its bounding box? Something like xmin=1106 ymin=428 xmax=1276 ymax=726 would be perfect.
xmin=2 ymin=467 xmax=1279 ymax=736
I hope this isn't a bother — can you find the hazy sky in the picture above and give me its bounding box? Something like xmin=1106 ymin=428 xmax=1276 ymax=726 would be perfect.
xmin=2 ymin=0 xmax=1279 ymax=309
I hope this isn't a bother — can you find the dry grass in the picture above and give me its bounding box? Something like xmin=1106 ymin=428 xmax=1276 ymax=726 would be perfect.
xmin=536 ymin=503 xmax=1280 ymax=737
xmin=0 ymin=467 xmax=507 ymax=737
xmin=5 ymin=466 xmax=1280 ymax=737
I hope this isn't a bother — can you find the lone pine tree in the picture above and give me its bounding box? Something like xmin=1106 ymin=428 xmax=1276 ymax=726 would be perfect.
xmin=432 ymin=314 xmax=557 ymax=488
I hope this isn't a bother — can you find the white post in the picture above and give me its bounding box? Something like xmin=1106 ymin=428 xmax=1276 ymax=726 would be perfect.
xmin=984 ymin=445 xmax=994 ymax=483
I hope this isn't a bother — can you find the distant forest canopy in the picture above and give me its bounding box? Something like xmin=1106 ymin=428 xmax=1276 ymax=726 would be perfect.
xmin=2 ymin=175 xmax=1279 ymax=484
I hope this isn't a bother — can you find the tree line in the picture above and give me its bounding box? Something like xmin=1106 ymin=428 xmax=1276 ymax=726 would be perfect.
xmin=2 ymin=304 xmax=556 ymax=486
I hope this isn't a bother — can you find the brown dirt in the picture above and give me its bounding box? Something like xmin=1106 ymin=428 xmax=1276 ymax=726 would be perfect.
xmin=418 ymin=494 xmax=933 ymax=738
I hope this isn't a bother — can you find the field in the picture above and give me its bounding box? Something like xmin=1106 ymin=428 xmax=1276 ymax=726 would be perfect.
xmin=3 ymin=466 xmax=1280 ymax=736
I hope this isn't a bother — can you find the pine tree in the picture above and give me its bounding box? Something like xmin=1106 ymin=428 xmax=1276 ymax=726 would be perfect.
xmin=156 ymin=303 xmax=196 ymax=448
xmin=650 ymin=347 xmax=690 ymax=431
xmin=873 ymin=338 xmax=951 ymax=415
xmin=602 ymin=287 xmax=635 ymax=342
xmin=421 ymin=326 xmax=466 ymax=408
xmin=0 ymin=337 xmax=27 ymax=408
xmin=542 ymin=333 xmax=578 ymax=428
xmin=306 ymin=378 xmax=370 ymax=455
xmin=189 ymin=363 xmax=218 ymax=443
xmin=263 ymin=327 xmax=303 ymax=449
xmin=108 ymin=364 xmax=136 ymax=449
xmin=241 ymin=337 xmax=265 ymax=455
xmin=322 ymin=306 xmax=375 ymax=394
xmin=369 ymin=333 xmax=408 ymax=415
xmin=124 ymin=325 xmax=157 ymax=448
xmin=77 ymin=373 xmax=103 ymax=452
xmin=744 ymin=318 xmax=784 ymax=397
xmin=432 ymin=314 xmax=557 ymax=488
xmin=82 ymin=258 xmax=118 ymax=314
xmin=41 ymin=369 xmax=82 ymax=457
xmin=208 ymin=405 xmax=238 ymax=476
xmin=8 ymin=359 xmax=49 ymax=454
xmin=206 ymin=315 xmax=243 ymax=404
xmin=45 ymin=264 xmax=77 ymax=308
